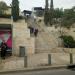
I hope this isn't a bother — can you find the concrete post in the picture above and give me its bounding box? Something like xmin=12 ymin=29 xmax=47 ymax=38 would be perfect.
xmin=24 ymin=56 xmax=27 ymax=67
xmin=70 ymin=53 xmax=73 ymax=64
xmin=0 ymin=57 xmax=2 ymax=64
xmin=48 ymin=54 xmax=51 ymax=65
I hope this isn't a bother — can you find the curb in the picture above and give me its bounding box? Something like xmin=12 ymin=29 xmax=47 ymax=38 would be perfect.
xmin=0 ymin=65 xmax=67 ymax=74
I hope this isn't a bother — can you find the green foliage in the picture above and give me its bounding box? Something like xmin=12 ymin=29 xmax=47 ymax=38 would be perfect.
xmin=49 ymin=9 xmax=55 ymax=25
xmin=0 ymin=14 xmax=23 ymax=19
xmin=44 ymin=11 xmax=49 ymax=25
xmin=0 ymin=1 xmax=8 ymax=15
xmin=61 ymin=8 xmax=75 ymax=28
xmin=19 ymin=16 xmax=23 ymax=19
xmin=49 ymin=0 xmax=54 ymax=26
xmin=61 ymin=19 xmax=73 ymax=28
xmin=0 ymin=14 xmax=11 ymax=18
xmin=12 ymin=0 xmax=19 ymax=21
xmin=44 ymin=0 xmax=49 ymax=25
xmin=35 ymin=10 xmax=44 ymax=17
xmin=44 ymin=1 xmax=64 ymax=26
xmin=54 ymin=8 xmax=63 ymax=18
xmin=44 ymin=1 xmax=75 ymax=27
xmin=60 ymin=35 xmax=75 ymax=48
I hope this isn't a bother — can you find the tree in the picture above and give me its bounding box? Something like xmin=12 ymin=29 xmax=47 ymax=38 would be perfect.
xmin=12 ymin=0 xmax=19 ymax=21
xmin=54 ymin=8 xmax=63 ymax=19
xmin=61 ymin=7 xmax=75 ymax=28
xmin=0 ymin=1 xmax=8 ymax=15
xmin=44 ymin=0 xmax=49 ymax=25
xmin=50 ymin=8 xmax=63 ymax=25
xmin=44 ymin=11 xmax=49 ymax=25
xmin=35 ymin=10 xmax=44 ymax=17
xmin=49 ymin=0 xmax=54 ymax=25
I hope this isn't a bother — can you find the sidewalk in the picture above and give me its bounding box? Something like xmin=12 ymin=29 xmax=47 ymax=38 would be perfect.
xmin=0 ymin=53 xmax=75 ymax=73
xmin=0 ymin=55 xmax=67 ymax=73
xmin=0 ymin=64 xmax=67 ymax=74
xmin=0 ymin=56 xmax=24 ymax=71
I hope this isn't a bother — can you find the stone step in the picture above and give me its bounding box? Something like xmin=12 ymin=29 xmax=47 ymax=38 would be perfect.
xmin=35 ymin=48 xmax=65 ymax=53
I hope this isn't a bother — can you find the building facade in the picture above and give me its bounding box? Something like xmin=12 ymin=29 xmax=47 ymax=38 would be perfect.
xmin=0 ymin=18 xmax=35 ymax=56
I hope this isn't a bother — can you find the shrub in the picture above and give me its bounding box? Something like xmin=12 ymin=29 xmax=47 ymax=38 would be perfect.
xmin=60 ymin=35 xmax=75 ymax=48
xmin=0 ymin=14 xmax=11 ymax=18
xmin=0 ymin=14 xmax=23 ymax=20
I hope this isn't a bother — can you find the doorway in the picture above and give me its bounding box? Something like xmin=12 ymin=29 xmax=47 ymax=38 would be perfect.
xmin=0 ymin=24 xmax=12 ymax=56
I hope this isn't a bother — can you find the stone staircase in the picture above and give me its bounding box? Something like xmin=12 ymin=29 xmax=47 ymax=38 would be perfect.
xmin=35 ymin=21 xmax=64 ymax=53
xmin=27 ymin=18 xmax=64 ymax=53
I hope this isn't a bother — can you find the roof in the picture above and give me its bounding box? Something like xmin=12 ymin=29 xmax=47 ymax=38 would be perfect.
xmin=34 ymin=7 xmax=43 ymax=10
xmin=23 ymin=10 xmax=32 ymax=14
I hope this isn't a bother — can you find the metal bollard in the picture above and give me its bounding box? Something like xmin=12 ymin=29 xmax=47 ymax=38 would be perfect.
xmin=24 ymin=56 xmax=27 ymax=67
xmin=48 ymin=54 xmax=51 ymax=65
xmin=70 ymin=53 xmax=73 ymax=64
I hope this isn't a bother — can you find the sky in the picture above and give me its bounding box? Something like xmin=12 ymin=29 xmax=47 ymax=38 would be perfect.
xmin=0 ymin=0 xmax=75 ymax=11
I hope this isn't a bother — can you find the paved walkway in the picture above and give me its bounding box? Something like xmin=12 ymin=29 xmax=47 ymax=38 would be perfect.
xmin=0 ymin=56 xmax=24 ymax=70
xmin=0 ymin=53 xmax=75 ymax=71
xmin=27 ymin=18 xmax=64 ymax=53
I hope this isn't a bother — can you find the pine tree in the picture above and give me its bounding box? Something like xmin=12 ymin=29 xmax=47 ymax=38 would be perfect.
xmin=44 ymin=0 xmax=49 ymax=25
xmin=49 ymin=0 xmax=54 ymax=25
xmin=50 ymin=0 xmax=54 ymax=10
xmin=12 ymin=0 xmax=19 ymax=21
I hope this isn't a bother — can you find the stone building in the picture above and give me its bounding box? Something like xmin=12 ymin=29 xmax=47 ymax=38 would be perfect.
xmin=0 ymin=18 xmax=35 ymax=56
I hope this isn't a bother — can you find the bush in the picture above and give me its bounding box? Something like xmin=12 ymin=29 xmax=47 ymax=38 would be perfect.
xmin=0 ymin=14 xmax=11 ymax=18
xmin=19 ymin=16 xmax=23 ymax=19
xmin=0 ymin=14 xmax=23 ymax=20
xmin=60 ymin=35 xmax=75 ymax=48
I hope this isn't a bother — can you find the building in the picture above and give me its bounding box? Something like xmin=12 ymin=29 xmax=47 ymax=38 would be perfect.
xmin=0 ymin=5 xmax=35 ymax=56
xmin=0 ymin=17 xmax=35 ymax=56
xmin=32 ymin=7 xmax=44 ymax=17
xmin=4 ymin=6 xmax=11 ymax=15
xmin=21 ymin=10 xmax=32 ymax=19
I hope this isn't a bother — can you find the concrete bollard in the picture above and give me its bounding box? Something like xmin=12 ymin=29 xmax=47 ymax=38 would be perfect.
xmin=48 ymin=54 xmax=51 ymax=65
xmin=70 ymin=53 xmax=73 ymax=64
xmin=24 ymin=56 xmax=27 ymax=68
xmin=0 ymin=57 xmax=2 ymax=64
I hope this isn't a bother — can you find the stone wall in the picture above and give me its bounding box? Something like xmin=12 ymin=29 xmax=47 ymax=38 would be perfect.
xmin=0 ymin=18 xmax=35 ymax=56
xmin=13 ymin=20 xmax=35 ymax=56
